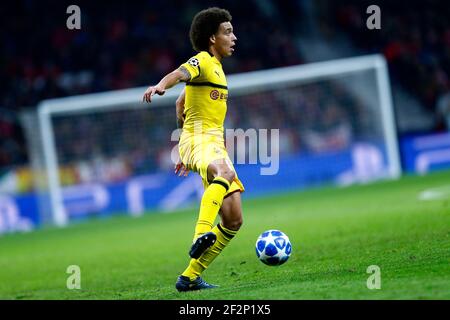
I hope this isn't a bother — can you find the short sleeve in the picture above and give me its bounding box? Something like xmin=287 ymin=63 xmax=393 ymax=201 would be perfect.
xmin=179 ymin=54 xmax=203 ymax=80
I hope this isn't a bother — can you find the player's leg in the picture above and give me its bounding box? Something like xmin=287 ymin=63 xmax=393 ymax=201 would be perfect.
xmin=192 ymin=159 xmax=235 ymax=239
xmin=195 ymin=191 xmax=243 ymax=269
xmin=189 ymin=159 xmax=235 ymax=258
xmin=218 ymin=191 xmax=243 ymax=231
xmin=177 ymin=191 xmax=243 ymax=291
xmin=179 ymin=158 xmax=237 ymax=275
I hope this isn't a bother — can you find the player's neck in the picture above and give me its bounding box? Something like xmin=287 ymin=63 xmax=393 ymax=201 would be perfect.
xmin=208 ymin=47 xmax=223 ymax=62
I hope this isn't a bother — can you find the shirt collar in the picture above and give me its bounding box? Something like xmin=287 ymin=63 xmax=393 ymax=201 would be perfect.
xmin=206 ymin=50 xmax=221 ymax=65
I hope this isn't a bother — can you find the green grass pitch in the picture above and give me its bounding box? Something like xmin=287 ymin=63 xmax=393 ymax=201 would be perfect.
xmin=0 ymin=170 xmax=449 ymax=300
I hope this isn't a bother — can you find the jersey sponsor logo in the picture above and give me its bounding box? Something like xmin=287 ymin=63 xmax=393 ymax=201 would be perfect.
xmin=214 ymin=70 xmax=221 ymax=78
xmin=210 ymin=89 xmax=219 ymax=100
xmin=187 ymin=57 xmax=199 ymax=67
xmin=210 ymin=90 xmax=228 ymax=101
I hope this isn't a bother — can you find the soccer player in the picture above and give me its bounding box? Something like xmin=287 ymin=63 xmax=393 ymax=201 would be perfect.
xmin=143 ymin=7 xmax=244 ymax=292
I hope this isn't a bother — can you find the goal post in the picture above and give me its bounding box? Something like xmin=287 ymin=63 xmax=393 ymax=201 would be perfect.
xmin=34 ymin=54 xmax=400 ymax=227
xmin=37 ymin=87 xmax=186 ymax=226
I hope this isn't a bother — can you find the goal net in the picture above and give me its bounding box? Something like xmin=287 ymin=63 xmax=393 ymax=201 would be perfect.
xmin=28 ymin=54 xmax=400 ymax=226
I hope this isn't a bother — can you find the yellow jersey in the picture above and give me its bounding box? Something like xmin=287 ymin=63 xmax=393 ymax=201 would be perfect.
xmin=179 ymin=51 xmax=228 ymax=135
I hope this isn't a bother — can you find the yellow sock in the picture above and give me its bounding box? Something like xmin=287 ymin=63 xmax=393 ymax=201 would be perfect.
xmin=193 ymin=176 xmax=230 ymax=242
xmin=181 ymin=258 xmax=205 ymax=280
xmin=182 ymin=223 xmax=238 ymax=280
xmin=198 ymin=223 xmax=237 ymax=269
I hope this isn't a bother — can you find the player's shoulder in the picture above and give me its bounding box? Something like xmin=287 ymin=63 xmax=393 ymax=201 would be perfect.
xmin=187 ymin=51 xmax=213 ymax=66
xmin=195 ymin=51 xmax=213 ymax=60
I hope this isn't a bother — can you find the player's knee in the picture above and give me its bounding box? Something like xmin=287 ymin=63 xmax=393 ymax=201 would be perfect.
xmin=219 ymin=170 xmax=235 ymax=184
xmin=235 ymin=216 xmax=243 ymax=230
xmin=209 ymin=161 xmax=235 ymax=184
xmin=207 ymin=164 xmax=219 ymax=181
xmin=224 ymin=215 xmax=243 ymax=231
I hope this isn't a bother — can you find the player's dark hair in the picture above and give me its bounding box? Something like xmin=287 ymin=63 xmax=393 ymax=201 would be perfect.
xmin=189 ymin=7 xmax=232 ymax=52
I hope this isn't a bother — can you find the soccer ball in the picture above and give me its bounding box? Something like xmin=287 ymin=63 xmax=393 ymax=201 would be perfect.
xmin=255 ymin=230 xmax=292 ymax=266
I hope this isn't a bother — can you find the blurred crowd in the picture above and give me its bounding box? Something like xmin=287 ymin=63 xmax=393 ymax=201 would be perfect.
xmin=0 ymin=108 xmax=27 ymax=170
xmin=1 ymin=0 xmax=304 ymax=110
xmin=2 ymin=0 xmax=450 ymax=187
xmin=317 ymin=0 xmax=450 ymax=131
xmin=47 ymin=78 xmax=369 ymax=186
xmin=226 ymin=81 xmax=373 ymax=155
xmin=0 ymin=0 xmax=304 ymax=171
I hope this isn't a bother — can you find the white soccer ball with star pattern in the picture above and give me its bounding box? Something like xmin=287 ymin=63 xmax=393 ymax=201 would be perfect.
xmin=255 ymin=230 xmax=292 ymax=266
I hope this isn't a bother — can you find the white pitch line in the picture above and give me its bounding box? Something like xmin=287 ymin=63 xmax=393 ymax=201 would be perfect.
xmin=418 ymin=185 xmax=450 ymax=201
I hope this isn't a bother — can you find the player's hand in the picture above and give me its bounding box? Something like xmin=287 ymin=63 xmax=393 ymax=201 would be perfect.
xmin=174 ymin=160 xmax=190 ymax=177
xmin=143 ymin=85 xmax=165 ymax=103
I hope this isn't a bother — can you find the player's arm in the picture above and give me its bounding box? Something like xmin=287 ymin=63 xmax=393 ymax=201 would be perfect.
xmin=176 ymin=87 xmax=186 ymax=129
xmin=143 ymin=66 xmax=191 ymax=103
xmin=174 ymin=87 xmax=189 ymax=177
